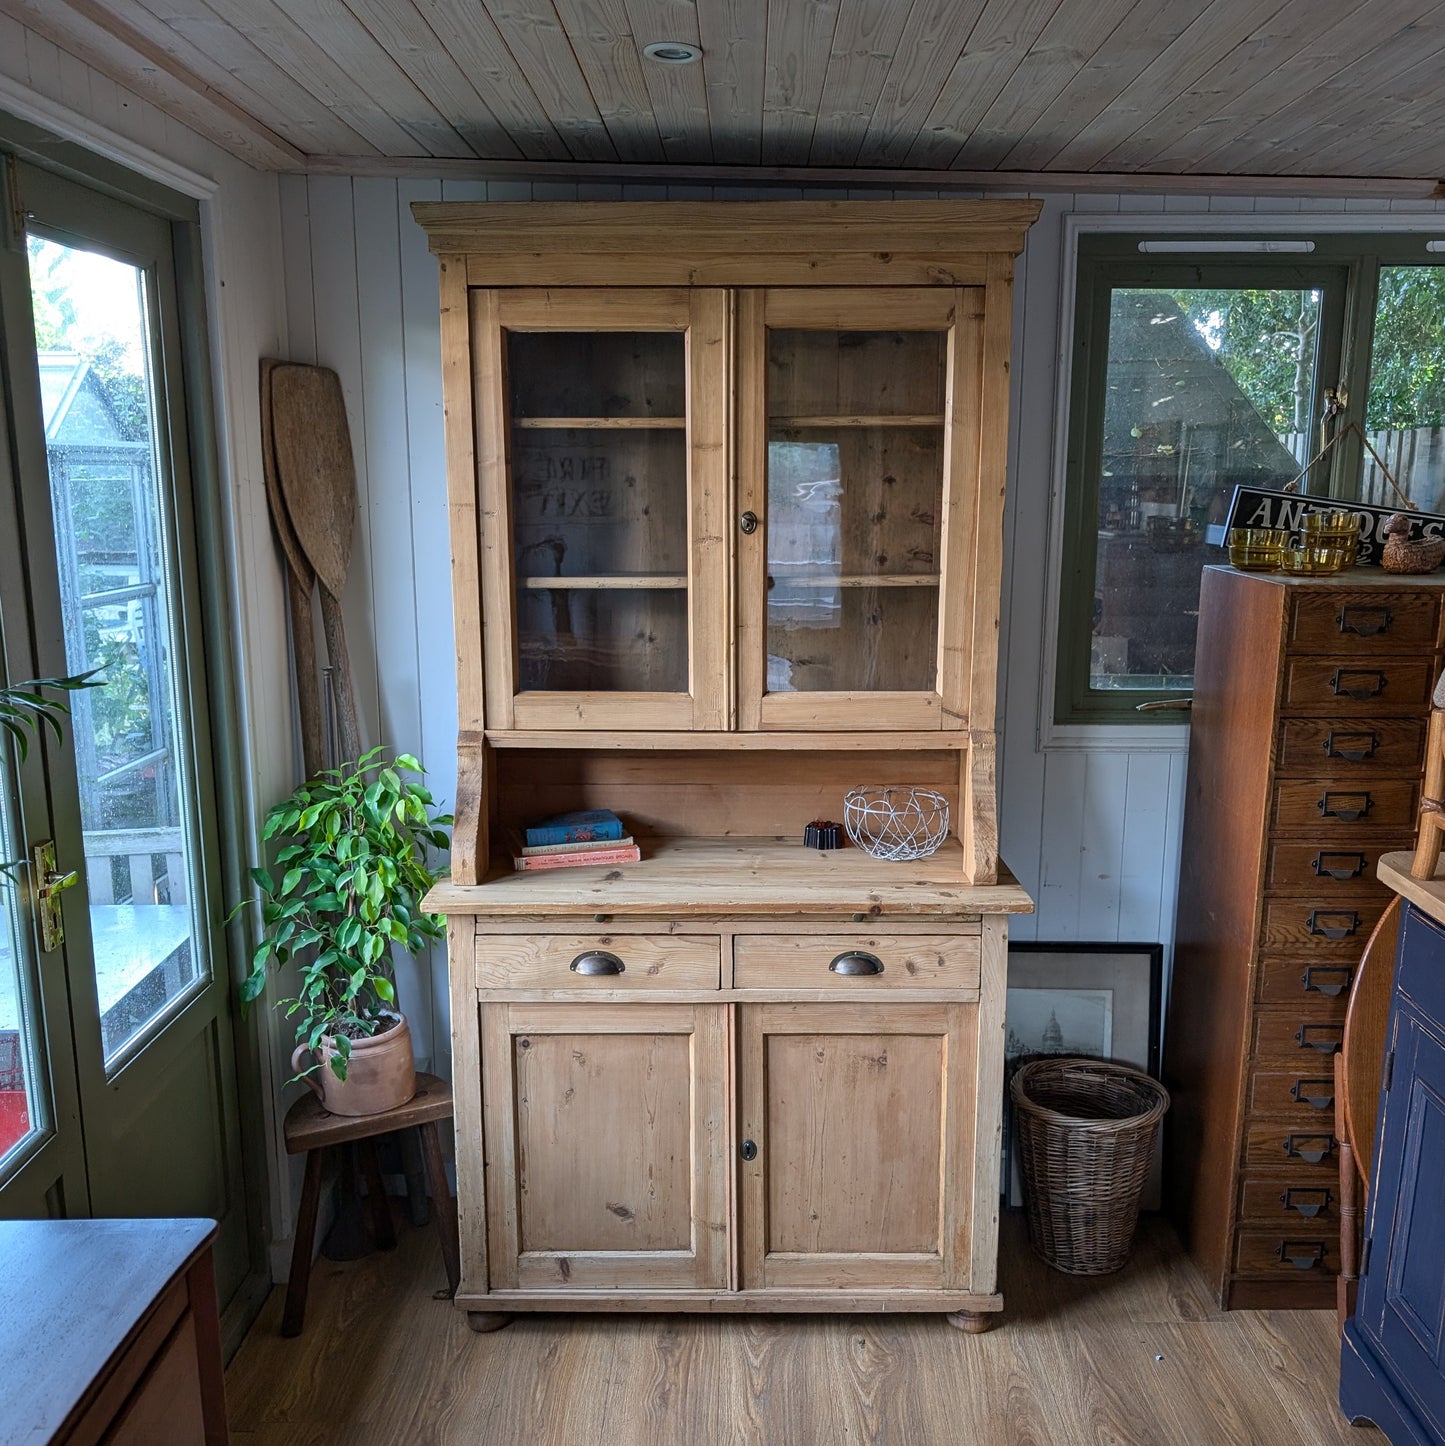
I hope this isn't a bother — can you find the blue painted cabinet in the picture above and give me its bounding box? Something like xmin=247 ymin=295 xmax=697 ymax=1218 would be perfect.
xmin=1341 ymin=901 xmax=1445 ymax=1444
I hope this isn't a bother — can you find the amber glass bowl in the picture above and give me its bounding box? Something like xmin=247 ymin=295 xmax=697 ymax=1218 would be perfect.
xmin=1227 ymin=526 xmax=1288 ymax=570
xmin=1302 ymin=510 xmax=1360 ymax=566
xmin=1280 ymin=541 xmax=1352 ymax=575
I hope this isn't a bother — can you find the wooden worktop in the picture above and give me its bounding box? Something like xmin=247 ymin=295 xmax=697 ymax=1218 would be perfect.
xmin=1379 ymin=850 xmax=1445 ymax=922
xmin=424 ymin=836 xmax=1035 ymax=918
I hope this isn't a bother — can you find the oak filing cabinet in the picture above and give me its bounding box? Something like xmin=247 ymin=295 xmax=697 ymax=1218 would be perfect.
xmin=1169 ymin=566 xmax=1444 ymax=1308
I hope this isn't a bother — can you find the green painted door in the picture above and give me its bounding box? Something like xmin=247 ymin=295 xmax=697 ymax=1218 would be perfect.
xmin=0 ymin=159 xmax=252 ymax=1306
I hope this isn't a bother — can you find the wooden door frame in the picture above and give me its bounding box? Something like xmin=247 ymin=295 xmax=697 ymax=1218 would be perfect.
xmin=735 ymin=287 xmax=982 ymax=732
xmin=480 ymin=999 xmax=730 ymax=1291
xmin=472 ymin=287 xmax=730 ymax=733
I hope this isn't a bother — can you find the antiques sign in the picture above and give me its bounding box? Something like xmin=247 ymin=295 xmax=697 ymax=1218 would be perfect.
xmin=1219 ymin=485 xmax=1445 ymax=566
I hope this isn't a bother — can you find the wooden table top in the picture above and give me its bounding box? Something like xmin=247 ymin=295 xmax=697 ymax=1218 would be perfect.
xmin=0 ymin=1216 xmax=215 ymax=1441
xmin=283 ymin=1071 xmax=454 ymax=1153
xmin=1379 ymin=850 xmax=1445 ymax=923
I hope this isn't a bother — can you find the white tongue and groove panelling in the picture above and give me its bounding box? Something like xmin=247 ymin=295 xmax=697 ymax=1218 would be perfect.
xmin=276 ymin=181 xmax=1445 ymax=1068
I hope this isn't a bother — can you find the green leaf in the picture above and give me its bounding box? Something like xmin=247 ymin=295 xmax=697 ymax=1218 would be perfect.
xmin=280 ymin=867 xmax=304 ymax=896
xmin=373 ymin=977 xmax=395 ymax=1002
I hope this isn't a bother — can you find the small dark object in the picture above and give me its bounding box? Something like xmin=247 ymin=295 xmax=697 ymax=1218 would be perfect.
xmin=804 ymin=819 xmax=842 ymax=849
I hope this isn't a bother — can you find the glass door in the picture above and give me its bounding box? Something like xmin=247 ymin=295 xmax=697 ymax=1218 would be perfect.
xmin=479 ymin=289 xmax=728 ymax=732
xmin=0 ymin=161 xmax=251 ymax=1303
xmin=738 ymin=289 xmax=974 ymax=731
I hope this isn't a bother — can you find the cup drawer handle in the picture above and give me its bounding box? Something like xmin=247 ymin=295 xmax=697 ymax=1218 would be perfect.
xmin=1291 ymin=1078 xmax=1336 ymax=1110
xmin=1279 ymin=1187 xmax=1332 ymax=1218
xmin=1318 ymin=791 xmax=1372 ymax=822
xmin=1283 ymin=1133 xmax=1335 ymax=1164
xmin=1336 ymin=606 xmax=1391 ymax=637
xmin=1276 ymin=1241 xmax=1327 ymax=1270
xmin=1322 ymin=730 xmax=1378 ymax=762
xmin=1330 ymin=668 xmax=1387 ymax=700
xmin=829 ymin=950 xmax=884 ymax=976
xmin=1307 ymin=910 xmax=1361 ymax=940
xmin=1301 ymin=965 xmax=1353 ymax=997
xmin=1312 ymin=851 xmax=1367 ymax=881
xmin=570 ymin=950 xmax=625 ymax=976
xmin=1295 ymin=1024 xmax=1344 ymax=1053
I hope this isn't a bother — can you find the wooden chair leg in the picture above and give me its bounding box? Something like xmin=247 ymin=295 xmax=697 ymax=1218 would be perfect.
xmin=419 ymin=1120 xmax=460 ymax=1295
xmin=360 ymin=1138 xmax=396 ymax=1251
xmin=282 ymin=1147 xmax=326 ymax=1338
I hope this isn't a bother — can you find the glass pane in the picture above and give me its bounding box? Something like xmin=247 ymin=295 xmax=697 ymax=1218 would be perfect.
xmin=766 ymin=330 xmax=944 ymax=694
xmin=1090 ymin=287 xmax=1322 ymax=693
xmin=1364 ymin=265 xmax=1445 ymax=513
xmin=508 ymin=332 xmax=689 ymax=694
xmin=0 ymin=798 xmax=41 ymax=1168
xmin=28 ymin=236 xmax=202 ymax=1064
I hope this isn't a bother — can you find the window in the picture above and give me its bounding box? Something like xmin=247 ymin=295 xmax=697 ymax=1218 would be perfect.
xmin=1056 ymin=234 xmax=1445 ymax=725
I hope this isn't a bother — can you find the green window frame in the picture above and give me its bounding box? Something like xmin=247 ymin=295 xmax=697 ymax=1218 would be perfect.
xmin=1056 ymin=232 xmax=1445 ymax=726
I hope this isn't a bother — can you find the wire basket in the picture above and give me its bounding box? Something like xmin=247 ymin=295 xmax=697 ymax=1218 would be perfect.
xmin=842 ymin=786 xmax=950 ymax=861
xmin=1010 ymin=1056 xmax=1170 ymax=1275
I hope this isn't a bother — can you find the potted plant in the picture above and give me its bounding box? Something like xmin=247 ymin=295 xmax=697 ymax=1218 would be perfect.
xmin=239 ymin=747 xmax=451 ymax=1116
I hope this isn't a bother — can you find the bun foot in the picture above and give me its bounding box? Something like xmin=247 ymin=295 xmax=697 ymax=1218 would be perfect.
xmin=466 ymin=1311 xmax=514 ymax=1333
xmin=946 ymin=1309 xmax=998 ymax=1334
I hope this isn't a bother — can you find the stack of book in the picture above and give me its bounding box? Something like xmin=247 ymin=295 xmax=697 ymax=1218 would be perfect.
xmin=512 ymin=810 xmax=640 ymax=871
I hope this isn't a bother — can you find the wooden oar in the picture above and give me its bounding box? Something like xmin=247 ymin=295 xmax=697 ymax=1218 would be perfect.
xmin=260 ymin=358 xmax=323 ymax=778
xmin=270 ymin=363 xmax=363 ymax=764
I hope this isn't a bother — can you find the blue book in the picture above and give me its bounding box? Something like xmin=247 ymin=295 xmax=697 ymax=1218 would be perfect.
xmin=523 ymin=809 xmax=624 ymax=848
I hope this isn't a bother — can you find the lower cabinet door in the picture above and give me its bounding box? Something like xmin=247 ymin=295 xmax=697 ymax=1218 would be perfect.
xmin=738 ymin=1001 xmax=976 ymax=1291
xmin=481 ymin=1001 xmax=729 ymax=1291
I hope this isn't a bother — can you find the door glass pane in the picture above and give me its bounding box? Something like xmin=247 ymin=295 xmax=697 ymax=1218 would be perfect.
xmin=766 ymin=330 xmax=944 ymax=693
xmin=0 ymin=799 xmax=42 ymax=1168
xmin=1364 ymin=265 xmax=1445 ymax=513
xmin=508 ymin=331 xmax=688 ymax=693
xmin=1090 ymin=287 xmax=1323 ymax=693
xmin=28 ymin=236 xmax=202 ymax=1065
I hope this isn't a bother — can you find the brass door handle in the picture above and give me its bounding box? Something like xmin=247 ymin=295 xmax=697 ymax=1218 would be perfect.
xmin=32 ymin=840 xmax=77 ymax=952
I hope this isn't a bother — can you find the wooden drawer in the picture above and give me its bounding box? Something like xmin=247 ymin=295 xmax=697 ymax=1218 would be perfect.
xmin=732 ymin=933 xmax=980 ymax=992
xmin=1264 ymin=838 xmax=1411 ymax=894
xmin=1239 ymin=1177 xmax=1337 ymax=1226
xmin=1257 ymin=954 xmax=1357 ymax=1004
xmin=1274 ymin=716 xmax=1426 ymax=775
xmin=1258 ymin=897 xmax=1386 ymax=954
xmin=1243 ymin=1118 xmax=1338 ymax=1172
xmin=1247 ymin=1066 xmax=1338 ymax=1117
xmin=475 ymin=934 xmax=721 ymax=989
xmin=1287 ymin=590 xmax=1442 ymax=654
xmin=1233 ymin=1227 xmax=1338 ymax=1278
xmin=1252 ymin=1009 xmax=1345 ymax=1062
xmin=1281 ymin=656 xmax=1435 ymax=713
xmin=1270 ymin=778 xmax=1418 ymax=831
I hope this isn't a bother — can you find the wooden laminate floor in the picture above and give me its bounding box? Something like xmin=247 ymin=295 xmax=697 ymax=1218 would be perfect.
xmin=226 ymin=1213 xmax=1377 ymax=1445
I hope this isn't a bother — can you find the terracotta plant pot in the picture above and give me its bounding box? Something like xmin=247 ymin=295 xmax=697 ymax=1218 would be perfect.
xmin=292 ymin=1012 xmax=416 ymax=1117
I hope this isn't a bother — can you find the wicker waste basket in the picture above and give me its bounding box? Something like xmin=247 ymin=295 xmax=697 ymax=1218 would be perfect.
xmin=1010 ymin=1056 xmax=1171 ymax=1276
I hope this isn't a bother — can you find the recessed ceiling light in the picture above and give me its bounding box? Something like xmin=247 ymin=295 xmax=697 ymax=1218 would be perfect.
xmin=643 ymin=41 xmax=701 ymax=65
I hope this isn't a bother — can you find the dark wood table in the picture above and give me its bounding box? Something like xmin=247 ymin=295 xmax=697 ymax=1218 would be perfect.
xmin=0 ymin=1216 xmax=227 ymax=1443
xmin=282 ymin=1071 xmax=459 ymax=1336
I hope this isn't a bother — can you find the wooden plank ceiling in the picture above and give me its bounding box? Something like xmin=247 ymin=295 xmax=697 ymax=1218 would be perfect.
xmin=8 ymin=0 xmax=1445 ymax=186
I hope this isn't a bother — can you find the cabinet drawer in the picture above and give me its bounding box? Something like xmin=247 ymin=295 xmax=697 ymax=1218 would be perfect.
xmin=1264 ymin=839 xmax=1410 ymax=893
xmin=1281 ymin=657 xmax=1435 ymax=713
xmin=1243 ymin=1118 xmax=1338 ymax=1172
xmin=1270 ymin=778 xmax=1418 ymax=831
xmin=1233 ymin=1227 xmax=1338 ymax=1278
xmin=1247 ymin=1066 xmax=1338 ymax=1117
xmin=1287 ymin=591 xmax=1442 ymax=654
xmin=475 ymin=934 xmax=721 ymax=989
xmin=1239 ymin=1177 xmax=1337 ymax=1226
xmin=1258 ymin=897 xmax=1386 ymax=953
xmin=732 ymin=933 xmax=980 ymax=992
xmin=1257 ymin=954 xmax=1357 ymax=1004
xmin=1252 ymin=1009 xmax=1345 ymax=1061
xmin=1274 ymin=717 xmax=1426 ymax=775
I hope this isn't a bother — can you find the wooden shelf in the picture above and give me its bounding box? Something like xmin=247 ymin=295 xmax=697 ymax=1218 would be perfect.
xmin=512 ymin=417 xmax=686 ymax=430
xmin=521 ymin=575 xmax=687 ymax=590
xmin=484 ymin=729 xmax=969 ymax=750
xmin=425 ymin=836 xmax=1033 ymax=917
xmin=769 ymin=415 xmax=944 ymax=428
xmin=770 ymin=574 xmax=940 ymax=589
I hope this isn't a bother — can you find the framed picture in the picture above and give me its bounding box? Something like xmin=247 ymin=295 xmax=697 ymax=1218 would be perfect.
xmin=1002 ymin=942 xmax=1164 ymax=1209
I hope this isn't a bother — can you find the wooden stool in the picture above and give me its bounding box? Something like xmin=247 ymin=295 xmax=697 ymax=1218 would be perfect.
xmin=281 ymin=1071 xmax=460 ymax=1337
